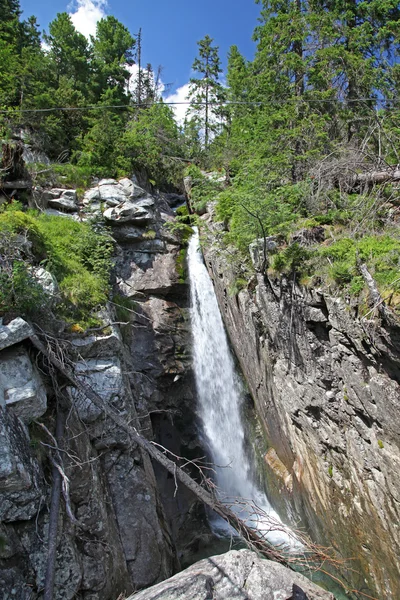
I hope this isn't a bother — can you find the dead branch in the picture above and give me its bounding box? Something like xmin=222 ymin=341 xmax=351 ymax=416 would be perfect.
xmin=29 ymin=330 xmax=377 ymax=598
xmin=43 ymin=410 xmax=64 ymax=600
xmin=358 ymin=262 xmax=396 ymax=324
xmin=29 ymin=330 xmax=293 ymax=568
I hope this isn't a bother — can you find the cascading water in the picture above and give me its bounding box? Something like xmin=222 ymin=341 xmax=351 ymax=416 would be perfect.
xmin=188 ymin=228 xmax=294 ymax=546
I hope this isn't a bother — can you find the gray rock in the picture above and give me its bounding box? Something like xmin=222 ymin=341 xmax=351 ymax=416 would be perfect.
xmin=0 ymin=318 xmax=33 ymax=351
xmin=98 ymin=178 xmax=117 ymax=186
xmin=128 ymin=549 xmax=333 ymax=600
xmin=0 ymin=407 xmax=44 ymax=521
xmin=99 ymin=184 xmax=127 ymax=206
xmin=31 ymin=267 xmax=58 ymax=297
xmin=118 ymin=177 xmax=147 ymax=199
xmin=204 ymin=225 xmax=400 ymax=599
xmin=103 ymin=201 xmax=153 ymax=224
xmin=48 ymin=197 xmax=78 ymax=212
xmin=0 ymin=346 xmax=47 ymax=423
xmin=83 ymin=187 xmax=101 ymax=204
xmin=67 ymin=358 xmax=123 ymax=423
xmin=51 ymin=188 xmax=77 ymax=201
xmin=70 ymin=327 xmax=122 ymax=359
xmin=249 ymin=237 xmax=277 ymax=271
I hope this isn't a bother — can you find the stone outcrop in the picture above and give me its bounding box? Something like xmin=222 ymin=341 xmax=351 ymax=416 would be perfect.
xmin=0 ymin=317 xmax=33 ymax=351
xmin=203 ymin=216 xmax=400 ymax=599
xmin=0 ymin=180 xmax=206 ymax=599
xmin=0 ymin=345 xmax=47 ymax=422
xmin=127 ymin=549 xmax=334 ymax=600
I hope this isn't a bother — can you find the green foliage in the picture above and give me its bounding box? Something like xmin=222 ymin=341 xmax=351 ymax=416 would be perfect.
xmin=271 ymin=243 xmax=311 ymax=275
xmin=0 ymin=205 xmax=113 ymax=326
xmin=185 ymin=165 xmax=225 ymax=212
xmin=378 ymin=440 xmax=384 ymax=450
xmin=176 ymin=248 xmax=187 ymax=283
xmin=318 ymin=235 xmax=400 ymax=295
xmin=119 ymin=102 xmax=184 ymax=186
xmin=228 ymin=277 xmax=248 ymax=297
xmin=35 ymin=214 xmax=113 ymax=316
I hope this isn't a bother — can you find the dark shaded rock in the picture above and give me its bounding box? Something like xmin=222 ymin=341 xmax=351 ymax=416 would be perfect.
xmin=0 ymin=407 xmax=44 ymax=522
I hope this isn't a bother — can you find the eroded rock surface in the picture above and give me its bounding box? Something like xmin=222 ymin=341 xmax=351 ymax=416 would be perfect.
xmin=128 ymin=549 xmax=334 ymax=600
xmin=0 ymin=182 xmax=204 ymax=599
xmin=203 ymin=216 xmax=400 ymax=599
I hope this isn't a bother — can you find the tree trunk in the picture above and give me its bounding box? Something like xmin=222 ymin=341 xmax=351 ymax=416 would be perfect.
xmin=29 ymin=333 xmax=292 ymax=568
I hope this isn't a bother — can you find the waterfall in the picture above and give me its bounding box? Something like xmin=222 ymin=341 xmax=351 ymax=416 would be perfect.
xmin=188 ymin=228 xmax=294 ymax=546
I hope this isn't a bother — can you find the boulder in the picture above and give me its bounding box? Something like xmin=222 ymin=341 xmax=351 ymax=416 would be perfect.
xmin=118 ymin=177 xmax=147 ymax=199
xmin=99 ymin=183 xmax=128 ymax=206
xmin=103 ymin=201 xmax=153 ymax=224
xmin=67 ymin=358 xmax=123 ymax=423
xmin=31 ymin=267 xmax=58 ymax=297
xmin=0 ymin=407 xmax=44 ymax=521
xmin=0 ymin=318 xmax=33 ymax=352
xmin=48 ymin=197 xmax=78 ymax=212
xmin=0 ymin=346 xmax=47 ymax=423
xmin=128 ymin=549 xmax=334 ymax=600
xmin=82 ymin=187 xmax=101 ymax=204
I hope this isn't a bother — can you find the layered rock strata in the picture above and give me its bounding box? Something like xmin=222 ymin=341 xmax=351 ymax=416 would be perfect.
xmin=202 ymin=216 xmax=400 ymax=599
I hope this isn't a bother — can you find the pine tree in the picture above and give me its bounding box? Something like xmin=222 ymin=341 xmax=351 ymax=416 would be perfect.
xmin=187 ymin=35 xmax=225 ymax=148
xmin=45 ymin=13 xmax=89 ymax=87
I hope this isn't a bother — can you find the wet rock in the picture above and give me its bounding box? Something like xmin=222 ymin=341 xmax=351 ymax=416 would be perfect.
xmin=0 ymin=318 xmax=33 ymax=352
xmin=164 ymin=193 xmax=186 ymax=208
xmin=0 ymin=346 xmax=47 ymax=423
xmin=128 ymin=549 xmax=334 ymax=600
xmin=0 ymin=407 xmax=43 ymax=521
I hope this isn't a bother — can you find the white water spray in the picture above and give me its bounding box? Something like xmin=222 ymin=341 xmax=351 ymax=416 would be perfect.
xmin=188 ymin=229 xmax=295 ymax=546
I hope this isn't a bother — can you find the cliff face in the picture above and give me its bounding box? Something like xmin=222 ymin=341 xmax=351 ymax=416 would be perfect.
xmin=0 ymin=181 xmax=205 ymax=599
xmin=202 ymin=218 xmax=400 ymax=599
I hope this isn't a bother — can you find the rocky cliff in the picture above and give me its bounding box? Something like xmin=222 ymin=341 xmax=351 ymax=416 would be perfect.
xmin=0 ymin=179 xmax=206 ymax=599
xmin=202 ymin=212 xmax=400 ymax=599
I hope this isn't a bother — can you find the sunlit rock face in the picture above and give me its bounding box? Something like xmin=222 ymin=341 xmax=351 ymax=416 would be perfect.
xmin=203 ymin=212 xmax=400 ymax=600
xmin=127 ymin=549 xmax=334 ymax=600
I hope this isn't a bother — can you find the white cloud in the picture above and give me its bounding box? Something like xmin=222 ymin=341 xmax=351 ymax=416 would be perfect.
xmin=164 ymin=83 xmax=191 ymax=125
xmin=69 ymin=0 xmax=107 ymax=39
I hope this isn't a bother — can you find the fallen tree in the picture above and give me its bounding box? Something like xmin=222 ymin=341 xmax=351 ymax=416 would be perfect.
xmin=28 ymin=329 xmax=373 ymax=599
xmin=29 ymin=331 xmax=292 ymax=567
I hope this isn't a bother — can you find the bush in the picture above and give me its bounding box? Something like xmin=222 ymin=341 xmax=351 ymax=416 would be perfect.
xmin=0 ymin=206 xmax=114 ymax=327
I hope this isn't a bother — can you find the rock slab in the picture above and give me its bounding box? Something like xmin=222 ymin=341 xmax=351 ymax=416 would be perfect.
xmin=128 ymin=549 xmax=333 ymax=600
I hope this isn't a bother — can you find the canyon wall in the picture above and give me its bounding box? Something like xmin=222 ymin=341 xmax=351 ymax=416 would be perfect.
xmin=203 ymin=216 xmax=400 ymax=599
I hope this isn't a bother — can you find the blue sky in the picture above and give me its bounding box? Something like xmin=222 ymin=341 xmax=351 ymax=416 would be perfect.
xmin=19 ymin=0 xmax=262 ymax=96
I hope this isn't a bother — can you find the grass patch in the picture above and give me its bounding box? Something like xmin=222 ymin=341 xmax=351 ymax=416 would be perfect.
xmin=0 ymin=205 xmax=113 ymax=327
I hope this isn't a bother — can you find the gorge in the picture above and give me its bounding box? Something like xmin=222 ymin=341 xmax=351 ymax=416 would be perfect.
xmin=1 ymin=0 xmax=400 ymax=597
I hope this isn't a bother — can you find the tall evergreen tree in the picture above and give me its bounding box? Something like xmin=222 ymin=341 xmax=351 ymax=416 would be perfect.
xmin=45 ymin=13 xmax=89 ymax=87
xmin=91 ymin=16 xmax=135 ymax=102
xmin=187 ymin=35 xmax=225 ymax=148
